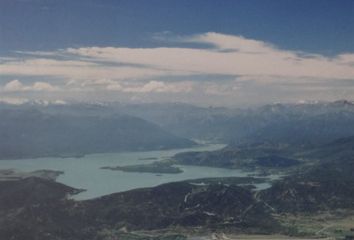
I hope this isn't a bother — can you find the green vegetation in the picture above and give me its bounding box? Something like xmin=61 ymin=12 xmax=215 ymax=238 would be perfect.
xmin=101 ymin=161 xmax=183 ymax=174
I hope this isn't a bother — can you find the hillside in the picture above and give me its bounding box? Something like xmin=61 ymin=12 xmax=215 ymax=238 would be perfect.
xmin=3 ymin=100 xmax=354 ymax=147
xmin=260 ymin=136 xmax=354 ymax=213
xmin=173 ymin=142 xmax=303 ymax=171
xmin=108 ymin=101 xmax=354 ymax=145
xmin=0 ymin=178 xmax=280 ymax=240
xmin=0 ymin=108 xmax=195 ymax=159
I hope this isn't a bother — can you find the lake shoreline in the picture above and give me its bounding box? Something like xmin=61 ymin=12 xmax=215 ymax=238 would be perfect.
xmin=0 ymin=143 xmax=281 ymax=200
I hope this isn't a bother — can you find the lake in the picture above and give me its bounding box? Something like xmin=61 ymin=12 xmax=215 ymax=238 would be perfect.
xmin=0 ymin=144 xmax=273 ymax=200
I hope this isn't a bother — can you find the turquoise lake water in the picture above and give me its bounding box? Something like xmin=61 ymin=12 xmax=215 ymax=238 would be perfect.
xmin=0 ymin=144 xmax=273 ymax=200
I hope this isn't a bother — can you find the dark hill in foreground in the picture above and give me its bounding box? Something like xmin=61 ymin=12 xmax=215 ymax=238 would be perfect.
xmin=0 ymin=178 xmax=280 ymax=240
xmin=82 ymin=182 xmax=278 ymax=232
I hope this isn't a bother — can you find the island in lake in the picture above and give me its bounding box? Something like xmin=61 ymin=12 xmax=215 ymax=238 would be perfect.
xmin=138 ymin=157 xmax=159 ymax=160
xmin=0 ymin=169 xmax=64 ymax=181
xmin=101 ymin=161 xmax=183 ymax=174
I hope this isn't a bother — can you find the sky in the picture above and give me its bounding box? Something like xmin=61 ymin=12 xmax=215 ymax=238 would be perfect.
xmin=0 ymin=0 xmax=354 ymax=106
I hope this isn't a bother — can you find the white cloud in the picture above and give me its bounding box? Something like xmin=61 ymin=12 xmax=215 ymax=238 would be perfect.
xmin=336 ymin=53 xmax=354 ymax=66
xmin=32 ymin=81 xmax=58 ymax=91
xmin=53 ymin=99 xmax=67 ymax=105
xmin=62 ymin=78 xmax=193 ymax=93
xmin=1 ymin=32 xmax=353 ymax=83
xmin=122 ymin=81 xmax=194 ymax=93
xmin=106 ymin=83 xmax=123 ymax=91
xmin=3 ymin=80 xmax=25 ymax=92
xmin=1 ymin=32 xmax=354 ymax=105
xmin=204 ymin=83 xmax=239 ymax=95
xmin=2 ymin=80 xmax=59 ymax=92
xmin=62 ymin=33 xmax=354 ymax=80
xmin=183 ymin=32 xmax=276 ymax=53
xmin=0 ymin=58 xmax=173 ymax=80
xmin=0 ymin=96 xmax=29 ymax=105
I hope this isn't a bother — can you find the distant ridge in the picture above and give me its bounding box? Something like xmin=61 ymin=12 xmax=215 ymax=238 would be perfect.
xmin=0 ymin=108 xmax=195 ymax=160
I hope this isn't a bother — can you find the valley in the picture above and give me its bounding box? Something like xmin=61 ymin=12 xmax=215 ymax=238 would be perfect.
xmin=1 ymin=101 xmax=354 ymax=239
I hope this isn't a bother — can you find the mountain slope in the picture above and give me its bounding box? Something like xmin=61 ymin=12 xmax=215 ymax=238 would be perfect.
xmin=117 ymin=101 xmax=354 ymax=145
xmin=0 ymin=108 xmax=195 ymax=159
xmin=0 ymin=178 xmax=280 ymax=240
xmin=261 ymin=136 xmax=354 ymax=213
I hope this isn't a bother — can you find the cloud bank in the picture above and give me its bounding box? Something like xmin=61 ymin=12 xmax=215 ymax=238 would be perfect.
xmin=1 ymin=32 xmax=354 ymax=105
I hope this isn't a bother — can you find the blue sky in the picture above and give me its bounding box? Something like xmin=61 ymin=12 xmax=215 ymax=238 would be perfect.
xmin=0 ymin=0 xmax=354 ymax=106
